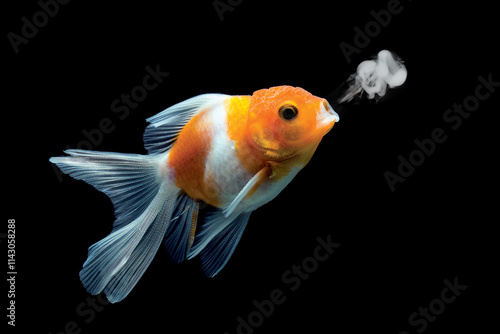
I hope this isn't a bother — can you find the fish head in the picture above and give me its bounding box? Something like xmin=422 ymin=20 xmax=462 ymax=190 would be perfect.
xmin=247 ymin=86 xmax=339 ymax=161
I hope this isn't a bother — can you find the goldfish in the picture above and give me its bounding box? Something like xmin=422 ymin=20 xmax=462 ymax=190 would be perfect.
xmin=50 ymin=85 xmax=339 ymax=303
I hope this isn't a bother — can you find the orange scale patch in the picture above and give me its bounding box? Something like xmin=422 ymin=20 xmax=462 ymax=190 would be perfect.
xmin=167 ymin=110 xmax=221 ymax=207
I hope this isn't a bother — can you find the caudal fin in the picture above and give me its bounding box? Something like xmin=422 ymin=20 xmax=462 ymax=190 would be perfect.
xmin=50 ymin=150 xmax=178 ymax=303
xmin=50 ymin=147 xmax=251 ymax=301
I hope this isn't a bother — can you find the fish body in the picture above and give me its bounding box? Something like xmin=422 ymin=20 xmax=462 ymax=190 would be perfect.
xmin=50 ymin=85 xmax=339 ymax=302
xmin=167 ymin=86 xmax=337 ymax=212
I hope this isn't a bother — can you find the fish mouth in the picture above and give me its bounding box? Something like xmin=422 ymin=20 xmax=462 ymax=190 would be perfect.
xmin=318 ymin=99 xmax=339 ymax=135
xmin=322 ymin=100 xmax=340 ymax=121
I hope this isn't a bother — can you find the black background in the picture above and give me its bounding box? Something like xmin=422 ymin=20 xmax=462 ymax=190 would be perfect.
xmin=4 ymin=0 xmax=498 ymax=333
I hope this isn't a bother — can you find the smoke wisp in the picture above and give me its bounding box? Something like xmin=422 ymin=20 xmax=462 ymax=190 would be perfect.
xmin=337 ymin=50 xmax=407 ymax=104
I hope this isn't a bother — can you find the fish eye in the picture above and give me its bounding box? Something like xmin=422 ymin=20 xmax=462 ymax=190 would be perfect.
xmin=278 ymin=104 xmax=298 ymax=121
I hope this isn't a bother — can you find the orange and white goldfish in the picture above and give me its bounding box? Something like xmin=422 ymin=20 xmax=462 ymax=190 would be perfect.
xmin=50 ymin=85 xmax=339 ymax=303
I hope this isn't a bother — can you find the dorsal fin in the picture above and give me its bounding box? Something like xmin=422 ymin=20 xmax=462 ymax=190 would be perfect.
xmin=143 ymin=94 xmax=228 ymax=154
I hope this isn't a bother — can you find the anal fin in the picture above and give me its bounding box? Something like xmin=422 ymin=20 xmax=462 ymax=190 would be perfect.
xmin=164 ymin=193 xmax=201 ymax=263
xmin=187 ymin=200 xmax=199 ymax=254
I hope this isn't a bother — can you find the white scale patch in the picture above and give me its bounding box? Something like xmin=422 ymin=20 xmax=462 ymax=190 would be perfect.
xmin=203 ymin=104 xmax=303 ymax=213
xmin=204 ymin=104 xmax=253 ymax=207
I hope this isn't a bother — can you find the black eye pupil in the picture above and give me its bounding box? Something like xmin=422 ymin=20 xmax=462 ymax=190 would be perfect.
xmin=279 ymin=105 xmax=298 ymax=120
xmin=283 ymin=108 xmax=295 ymax=119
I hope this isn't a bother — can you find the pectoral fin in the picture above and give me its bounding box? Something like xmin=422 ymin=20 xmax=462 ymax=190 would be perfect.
xmin=223 ymin=166 xmax=270 ymax=218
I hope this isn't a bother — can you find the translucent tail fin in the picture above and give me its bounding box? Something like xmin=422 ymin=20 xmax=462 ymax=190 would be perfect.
xmin=50 ymin=150 xmax=178 ymax=303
